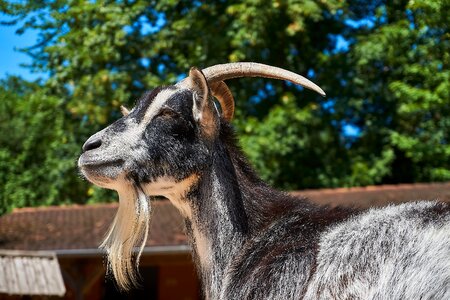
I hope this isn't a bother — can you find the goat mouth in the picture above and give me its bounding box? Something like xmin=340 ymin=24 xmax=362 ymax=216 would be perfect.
xmin=78 ymin=156 xmax=125 ymax=182
xmin=79 ymin=159 xmax=124 ymax=168
xmin=78 ymin=153 xmax=124 ymax=168
xmin=80 ymin=165 xmax=126 ymax=191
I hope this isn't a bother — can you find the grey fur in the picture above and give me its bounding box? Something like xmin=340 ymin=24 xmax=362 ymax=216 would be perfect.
xmin=305 ymin=202 xmax=450 ymax=300
xmin=78 ymin=66 xmax=450 ymax=298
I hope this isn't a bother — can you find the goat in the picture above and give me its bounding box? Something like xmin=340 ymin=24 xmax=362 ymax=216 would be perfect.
xmin=78 ymin=62 xmax=450 ymax=299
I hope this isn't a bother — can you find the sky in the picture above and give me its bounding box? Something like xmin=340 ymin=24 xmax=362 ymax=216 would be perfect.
xmin=0 ymin=12 xmax=165 ymax=82
xmin=0 ymin=22 xmax=44 ymax=81
xmin=0 ymin=18 xmax=360 ymax=138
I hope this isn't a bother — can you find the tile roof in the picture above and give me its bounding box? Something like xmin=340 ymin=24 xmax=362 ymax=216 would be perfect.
xmin=0 ymin=201 xmax=187 ymax=251
xmin=0 ymin=182 xmax=449 ymax=252
xmin=295 ymin=182 xmax=450 ymax=208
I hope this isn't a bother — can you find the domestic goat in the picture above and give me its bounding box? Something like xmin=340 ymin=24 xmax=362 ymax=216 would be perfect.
xmin=78 ymin=62 xmax=450 ymax=299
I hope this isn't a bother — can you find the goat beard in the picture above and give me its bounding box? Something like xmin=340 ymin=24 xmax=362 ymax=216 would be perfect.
xmin=100 ymin=183 xmax=151 ymax=291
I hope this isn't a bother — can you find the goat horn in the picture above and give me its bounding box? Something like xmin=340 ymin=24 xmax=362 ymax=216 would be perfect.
xmin=176 ymin=62 xmax=325 ymax=121
xmin=202 ymin=62 xmax=326 ymax=97
xmin=210 ymin=81 xmax=234 ymax=121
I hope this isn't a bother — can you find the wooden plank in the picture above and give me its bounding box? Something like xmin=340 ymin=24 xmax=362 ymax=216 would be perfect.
xmin=42 ymin=257 xmax=53 ymax=295
xmin=53 ymin=257 xmax=66 ymax=296
xmin=14 ymin=257 xmax=29 ymax=294
xmin=0 ymin=257 xmax=8 ymax=293
xmin=43 ymin=256 xmax=65 ymax=296
xmin=6 ymin=256 xmax=20 ymax=295
xmin=23 ymin=257 xmax=39 ymax=295
xmin=46 ymin=257 xmax=66 ymax=296
xmin=41 ymin=257 xmax=55 ymax=294
xmin=34 ymin=257 xmax=49 ymax=295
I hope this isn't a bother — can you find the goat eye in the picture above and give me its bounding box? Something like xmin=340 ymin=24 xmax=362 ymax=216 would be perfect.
xmin=157 ymin=108 xmax=179 ymax=119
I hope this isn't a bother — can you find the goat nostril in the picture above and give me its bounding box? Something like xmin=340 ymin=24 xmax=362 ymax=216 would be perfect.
xmin=83 ymin=139 xmax=102 ymax=152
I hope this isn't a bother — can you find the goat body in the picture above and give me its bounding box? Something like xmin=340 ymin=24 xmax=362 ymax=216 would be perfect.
xmin=78 ymin=64 xmax=450 ymax=299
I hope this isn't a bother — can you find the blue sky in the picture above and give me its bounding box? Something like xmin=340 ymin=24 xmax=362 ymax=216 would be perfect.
xmin=0 ymin=22 xmax=43 ymax=81
xmin=0 ymin=12 xmax=166 ymax=82
xmin=0 ymin=18 xmax=361 ymax=139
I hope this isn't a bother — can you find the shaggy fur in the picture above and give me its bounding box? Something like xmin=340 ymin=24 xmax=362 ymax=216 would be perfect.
xmin=79 ymin=68 xmax=450 ymax=298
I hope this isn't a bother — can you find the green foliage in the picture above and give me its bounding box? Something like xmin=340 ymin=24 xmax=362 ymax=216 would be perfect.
xmin=329 ymin=0 xmax=450 ymax=184
xmin=0 ymin=77 xmax=88 ymax=214
xmin=0 ymin=0 xmax=448 ymax=213
xmin=238 ymin=95 xmax=348 ymax=189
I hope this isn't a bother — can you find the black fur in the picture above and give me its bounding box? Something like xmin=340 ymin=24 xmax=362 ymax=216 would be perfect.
xmin=80 ymin=81 xmax=450 ymax=299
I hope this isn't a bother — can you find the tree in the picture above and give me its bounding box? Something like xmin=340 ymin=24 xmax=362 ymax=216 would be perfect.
xmin=324 ymin=0 xmax=450 ymax=185
xmin=0 ymin=77 xmax=87 ymax=214
xmin=0 ymin=0 xmax=448 ymax=213
xmin=1 ymin=0 xmax=348 ymax=191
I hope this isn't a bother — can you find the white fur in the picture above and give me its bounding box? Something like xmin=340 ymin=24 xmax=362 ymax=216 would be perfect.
xmin=100 ymin=181 xmax=150 ymax=290
xmin=142 ymin=88 xmax=181 ymax=125
xmin=143 ymin=175 xmax=198 ymax=219
xmin=304 ymin=202 xmax=450 ymax=299
xmin=86 ymin=88 xmax=190 ymax=290
xmin=202 ymin=169 xmax=246 ymax=299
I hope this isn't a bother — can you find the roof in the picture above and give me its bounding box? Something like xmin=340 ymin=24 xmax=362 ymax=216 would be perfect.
xmin=0 ymin=201 xmax=187 ymax=252
xmin=0 ymin=250 xmax=65 ymax=296
xmin=0 ymin=182 xmax=449 ymax=252
xmin=296 ymin=181 xmax=450 ymax=208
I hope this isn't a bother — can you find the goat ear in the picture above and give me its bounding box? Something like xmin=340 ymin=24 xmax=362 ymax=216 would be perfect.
xmin=188 ymin=67 xmax=218 ymax=137
xmin=120 ymin=105 xmax=130 ymax=116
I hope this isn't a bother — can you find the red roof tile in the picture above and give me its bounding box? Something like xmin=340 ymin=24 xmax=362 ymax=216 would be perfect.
xmin=0 ymin=202 xmax=187 ymax=251
xmin=0 ymin=182 xmax=449 ymax=251
xmin=295 ymin=182 xmax=450 ymax=208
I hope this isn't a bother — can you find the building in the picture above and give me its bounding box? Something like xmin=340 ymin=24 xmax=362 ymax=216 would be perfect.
xmin=1 ymin=182 xmax=449 ymax=299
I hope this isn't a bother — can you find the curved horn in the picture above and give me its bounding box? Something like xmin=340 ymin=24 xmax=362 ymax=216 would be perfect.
xmin=210 ymin=81 xmax=234 ymax=121
xmin=202 ymin=62 xmax=326 ymax=97
xmin=176 ymin=62 xmax=325 ymax=121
